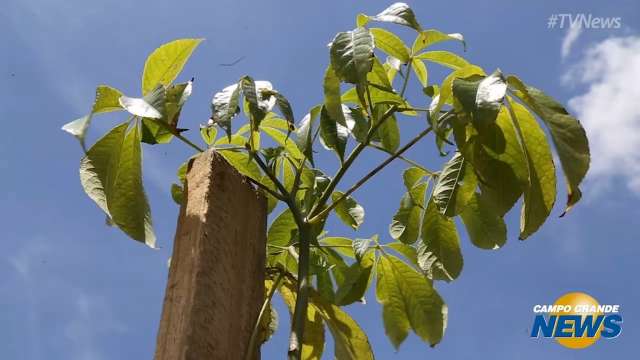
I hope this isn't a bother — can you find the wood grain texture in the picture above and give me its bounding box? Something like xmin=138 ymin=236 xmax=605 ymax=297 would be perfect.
xmin=155 ymin=150 xmax=266 ymax=360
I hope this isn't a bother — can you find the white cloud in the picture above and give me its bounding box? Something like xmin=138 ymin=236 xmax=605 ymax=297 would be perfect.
xmin=564 ymin=36 xmax=640 ymax=196
xmin=561 ymin=26 xmax=583 ymax=59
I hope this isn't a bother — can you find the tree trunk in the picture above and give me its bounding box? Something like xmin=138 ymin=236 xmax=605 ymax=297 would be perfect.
xmin=155 ymin=150 xmax=266 ymax=360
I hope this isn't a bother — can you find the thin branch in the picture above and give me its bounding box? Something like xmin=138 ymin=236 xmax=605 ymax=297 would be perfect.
xmin=400 ymin=61 xmax=413 ymax=98
xmin=368 ymin=143 xmax=435 ymax=175
xmin=245 ymin=271 xmax=284 ymax=360
xmin=307 ymin=105 xmax=398 ymax=220
xmin=154 ymin=120 xmax=205 ymax=152
xmin=309 ymin=126 xmax=433 ymax=223
xmin=251 ymin=151 xmax=291 ymax=200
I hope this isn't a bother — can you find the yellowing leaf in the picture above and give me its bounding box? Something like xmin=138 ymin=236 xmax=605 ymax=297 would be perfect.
xmin=371 ymin=28 xmax=411 ymax=63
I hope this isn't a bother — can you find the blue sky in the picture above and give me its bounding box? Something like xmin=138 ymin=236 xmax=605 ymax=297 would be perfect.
xmin=2 ymin=0 xmax=639 ymax=359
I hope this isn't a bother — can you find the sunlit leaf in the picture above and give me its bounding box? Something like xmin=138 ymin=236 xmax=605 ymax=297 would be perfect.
xmin=459 ymin=193 xmax=506 ymax=249
xmin=411 ymin=58 xmax=428 ymax=87
xmin=370 ymin=28 xmax=411 ymax=64
xmin=376 ymin=255 xmax=447 ymax=349
xmin=334 ymin=250 xmax=374 ymax=305
xmin=332 ymin=191 xmax=365 ymax=230
xmin=330 ymin=27 xmax=375 ymax=84
xmin=142 ymin=38 xmax=203 ymax=95
xmin=415 ymin=50 xmax=470 ymax=70
xmin=268 ymin=209 xmax=297 ymax=247
xmin=367 ymin=3 xmax=422 ymax=31
xmin=507 ymin=99 xmax=556 ymax=239
xmin=80 ymin=122 xmax=155 ymax=247
xmin=507 ymin=75 xmax=589 ymax=214
xmin=432 ymin=152 xmax=477 ymax=216
xmin=417 ymin=201 xmax=462 ymax=281
xmin=412 ymin=29 xmax=465 ymax=54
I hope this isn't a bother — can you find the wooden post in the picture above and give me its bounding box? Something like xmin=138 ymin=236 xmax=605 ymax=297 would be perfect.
xmin=155 ymin=150 xmax=266 ymax=360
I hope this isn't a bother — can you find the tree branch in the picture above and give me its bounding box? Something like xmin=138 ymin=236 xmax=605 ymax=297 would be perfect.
xmin=308 ymin=126 xmax=433 ymax=223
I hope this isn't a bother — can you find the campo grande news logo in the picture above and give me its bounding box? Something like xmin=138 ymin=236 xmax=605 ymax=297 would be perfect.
xmin=530 ymin=292 xmax=622 ymax=348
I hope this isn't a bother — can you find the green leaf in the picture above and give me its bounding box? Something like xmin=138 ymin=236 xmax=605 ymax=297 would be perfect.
xmin=119 ymin=85 xmax=165 ymax=119
xmin=170 ymin=183 xmax=183 ymax=205
xmin=389 ymin=185 xmax=426 ymax=245
xmin=330 ymin=27 xmax=375 ymax=84
xmin=308 ymin=286 xmax=374 ymax=360
xmin=412 ymin=29 xmax=465 ymax=54
xmin=319 ymin=106 xmax=349 ymax=161
xmin=217 ymin=149 xmax=262 ymax=182
xmin=210 ymin=83 xmax=242 ymax=139
xmin=507 ymin=99 xmax=557 ymax=239
xmin=417 ymin=200 xmax=462 ymax=281
xmin=142 ymin=38 xmax=203 ymax=95
xmin=80 ymin=122 xmax=156 ymax=247
xmin=385 ymin=242 xmax=419 ymax=267
xmin=460 ymin=193 xmax=506 ymax=249
xmin=352 ymin=236 xmax=375 ymax=261
xmin=295 ymin=105 xmax=322 ymax=165
xmin=267 ymin=208 xmax=297 ymax=247
xmin=273 ymin=92 xmax=295 ymax=131
xmin=464 ymin=107 xmax=528 ymax=216
xmin=415 ymin=50 xmax=470 ymax=70
xmin=370 ymin=28 xmax=410 ymax=64
xmin=429 ymin=64 xmax=485 ymax=128
xmin=334 ymin=251 xmax=374 ymax=305
xmin=260 ymin=126 xmax=304 ymax=161
xmin=62 ymin=85 xmax=125 ymax=149
xmin=279 ymin=282 xmax=325 ymax=360
xmin=367 ymin=3 xmax=422 ymax=32
xmin=374 ymin=104 xmax=400 ymax=152
xmin=92 ymin=85 xmax=125 ymax=113
xmin=323 ymin=65 xmax=347 ymax=126
xmin=411 ymin=58 xmax=428 ymax=87
xmin=376 ymin=255 xmax=447 ymax=349
xmin=432 ymin=152 xmax=477 ymax=216
xmin=403 ymin=166 xmax=428 ymax=190
xmin=452 ymin=70 xmax=507 ymax=126
xmin=332 ymin=191 xmax=365 ymax=230
xmin=507 ymin=75 xmax=589 ymax=214
xmin=200 ymin=126 xmax=217 ymax=145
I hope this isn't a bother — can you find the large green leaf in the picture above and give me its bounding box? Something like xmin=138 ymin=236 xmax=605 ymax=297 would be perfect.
xmin=364 ymin=3 xmax=422 ymax=31
xmin=309 ymin=286 xmax=374 ymax=360
xmin=261 ymin=126 xmax=304 ymax=160
xmin=279 ymin=282 xmax=325 ymax=360
xmin=412 ymin=29 xmax=465 ymax=54
xmin=332 ymin=191 xmax=365 ymax=230
xmin=465 ymin=107 xmax=528 ymax=216
xmin=432 ymin=152 xmax=477 ymax=216
xmin=415 ymin=50 xmax=470 ymax=70
xmin=375 ymin=105 xmax=401 ymax=153
xmin=460 ymin=193 xmax=507 ymax=249
xmin=370 ymin=28 xmax=410 ymax=64
xmin=330 ymin=27 xmax=375 ymax=84
xmin=507 ymin=99 xmax=557 ymax=239
xmin=217 ymin=149 xmax=262 ymax=182
xmin=80 ymin=122 xmax=155 ymax=247
xmin=141 ymin=38 xmax=203 ymax=95
xmin=507 ymin=75 xmax=589 ymax=214
xmin=417 ymin=201 xmax=462 ymax=281
xmin=319 ymin=237 xmax=355 ymax=258
xmin=376 ymin=255 xmax=447 ymax=349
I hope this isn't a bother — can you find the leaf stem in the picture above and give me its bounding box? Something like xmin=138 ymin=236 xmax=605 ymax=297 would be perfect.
xmin=367 ymin=143 xmax=435 ymax=175
xmin=244 ymin=272 xmax=284 ymax=360
xmin=246 ymin=177 xmax=288 ymax=202
xmin=154 ymin=119 xmax=205 ymax=152
xmin=309 ymin=126 xmax=433 ymax=223
xmin=400 ymin=61 xmax=413 ymax=98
